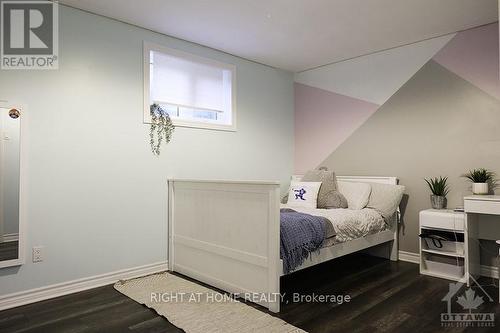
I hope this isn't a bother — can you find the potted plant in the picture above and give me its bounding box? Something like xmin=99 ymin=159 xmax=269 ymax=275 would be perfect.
xmin=462 ymin=168 xmax=495 ymax=195
xmin=425 ymin=176 xmax=450 ymax=209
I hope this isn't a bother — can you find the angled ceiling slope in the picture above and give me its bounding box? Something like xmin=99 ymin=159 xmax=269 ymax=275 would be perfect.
xmin=60 ymin=0 xmax=498 ymax=72
xmin=294 ymin=34 xmax=456 ymax=105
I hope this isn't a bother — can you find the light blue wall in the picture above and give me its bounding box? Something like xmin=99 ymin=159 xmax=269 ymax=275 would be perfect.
xmin=0 ymin=6 xmax=294 ymax=294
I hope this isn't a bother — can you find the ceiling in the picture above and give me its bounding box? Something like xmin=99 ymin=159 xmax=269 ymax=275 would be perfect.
xmin=60 ymin=0 xmax=498 ymax=72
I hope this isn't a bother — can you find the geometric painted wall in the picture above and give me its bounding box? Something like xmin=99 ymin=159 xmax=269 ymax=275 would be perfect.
xmin=294 ymin=84 xmax=379 ymax=173
xmin=294 ymin=22 xmax=500 ymax=257
xmin=323 ymin=60 xmax=500 ymax=256
xmin=294 ymin=23 xmax=499 ymax=174
xmin=433 ymin=23 xmax=499 ymax=101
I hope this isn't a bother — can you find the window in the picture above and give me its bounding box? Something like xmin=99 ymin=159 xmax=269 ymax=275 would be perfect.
xmin=144 ymin=42 xmax=236 ymax=131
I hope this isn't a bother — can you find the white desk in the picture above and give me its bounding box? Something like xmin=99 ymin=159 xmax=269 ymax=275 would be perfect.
xmin=464 ymin=195 xmax=500 ymax=216
xmin=464 ymin=195 xmax=500 ymax=302
xmin=464 ymin=195 xmax=500 ymax=241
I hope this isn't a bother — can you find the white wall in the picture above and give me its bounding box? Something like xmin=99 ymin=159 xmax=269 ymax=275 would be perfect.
xmin=0 ymin=6 xmax=294 ymax=294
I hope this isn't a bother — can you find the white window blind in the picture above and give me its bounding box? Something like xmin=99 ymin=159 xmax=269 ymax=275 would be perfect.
xmin=145 ymin=42 xmax=236 ymax=131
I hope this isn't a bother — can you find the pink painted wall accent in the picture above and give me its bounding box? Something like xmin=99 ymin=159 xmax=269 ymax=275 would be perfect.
xmin=294 ymin=83 xmax=379 ymax=173
xmin=433 ymin=23 xmax=499 ymax=100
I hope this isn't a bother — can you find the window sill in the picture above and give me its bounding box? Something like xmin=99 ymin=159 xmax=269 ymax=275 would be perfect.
xmin=143 ymin=118 xmax=237 ymax=132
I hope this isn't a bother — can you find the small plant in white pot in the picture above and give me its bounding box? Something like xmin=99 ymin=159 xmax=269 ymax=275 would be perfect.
xmin=462 ymin=168 xmax=495 ymax=195
xmin=425 ymin=176 xmax=450 ymax=209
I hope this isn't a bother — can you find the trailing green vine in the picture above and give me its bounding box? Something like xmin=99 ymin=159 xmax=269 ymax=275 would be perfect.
xmin=150 ymin=103 xmax=175 ymax=156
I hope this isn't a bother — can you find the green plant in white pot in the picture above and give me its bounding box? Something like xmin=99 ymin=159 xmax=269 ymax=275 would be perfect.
xmin=425 ymin=176 xmax=450 ymax=209
xmin=462 ymin=168 xmax=495 ymax=195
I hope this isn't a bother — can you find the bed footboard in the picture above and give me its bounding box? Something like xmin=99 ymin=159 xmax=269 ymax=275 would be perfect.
xmin=168 ymin=179 xmax=282 ymax=312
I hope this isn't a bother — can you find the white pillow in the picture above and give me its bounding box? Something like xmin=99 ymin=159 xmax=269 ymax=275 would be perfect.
xmin=287 ymin=181 xmax=322 ymax=209
xmin=337 ymin=181 xmax=372 ymax=210
xmin=367 ymin=183 xmax=405 ymax=219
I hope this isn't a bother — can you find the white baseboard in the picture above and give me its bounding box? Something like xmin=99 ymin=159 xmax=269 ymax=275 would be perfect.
xmin=1 ymin=233 xmax=19 ymax=242
xmin=480 ymin=264 xmax=499 ymax=279
xmin=398 ymin=250 xmax=420 ymax=264
xmin=0 ymin=261 xmax=168 ymax=311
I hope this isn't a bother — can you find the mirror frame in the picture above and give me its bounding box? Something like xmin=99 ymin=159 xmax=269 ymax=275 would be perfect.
xmin=0 ymin=101 xmax=26 ymax=268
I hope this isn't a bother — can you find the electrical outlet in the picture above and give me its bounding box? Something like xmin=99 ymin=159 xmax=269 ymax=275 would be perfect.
xmin=32 ymin=246 xmax=43 ymax=263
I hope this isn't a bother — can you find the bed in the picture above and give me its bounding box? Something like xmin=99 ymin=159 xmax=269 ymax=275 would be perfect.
xmin=167 ymin=176 xmax=400 ymax=313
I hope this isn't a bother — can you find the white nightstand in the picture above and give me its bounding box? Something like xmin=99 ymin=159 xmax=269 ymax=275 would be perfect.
xmin=419 ymin=209 xmax=479 ymax=285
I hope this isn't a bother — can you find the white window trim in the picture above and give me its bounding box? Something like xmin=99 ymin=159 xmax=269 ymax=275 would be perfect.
xmin=143 ymin=41 xmax=237 ymax=132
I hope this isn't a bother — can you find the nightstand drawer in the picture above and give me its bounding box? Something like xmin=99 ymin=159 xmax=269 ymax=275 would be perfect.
xmin=419 ymin=210 xmax=465 ymax=231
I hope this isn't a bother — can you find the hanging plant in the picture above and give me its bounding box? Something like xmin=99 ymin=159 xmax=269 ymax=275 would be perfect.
xmin=149 ymin=103 xmax=175 ymax=156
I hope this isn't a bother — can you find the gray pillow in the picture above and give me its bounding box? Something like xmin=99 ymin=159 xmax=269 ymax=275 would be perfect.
xmin=366 ymin=182 xmax=405 ymax=219
xmin=302 ymin=170 xmax=348 ymax=209
xmin=281 ymin=194 xmax=289 ymax=204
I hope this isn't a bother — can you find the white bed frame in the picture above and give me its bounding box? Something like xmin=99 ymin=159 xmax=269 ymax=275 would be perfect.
xmin=167 ymin=176 xmax=399 ymax=313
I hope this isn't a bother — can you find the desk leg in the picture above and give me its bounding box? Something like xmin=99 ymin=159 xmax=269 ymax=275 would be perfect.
xmin=465 ymin=213 xmax=480 ymax=287
xmin=498 ymin=245 xmax=500 ymax=304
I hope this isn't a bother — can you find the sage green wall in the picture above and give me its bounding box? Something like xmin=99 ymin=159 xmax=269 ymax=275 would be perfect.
xmin=322 ymin=61 xmax=500 ymax=261
xmin=0 ymin=6 xmax=294 ymax=295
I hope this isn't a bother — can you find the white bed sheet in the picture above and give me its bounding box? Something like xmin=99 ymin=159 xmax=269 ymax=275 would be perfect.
xmin=281 ymin=205 xmax=387 ymax=244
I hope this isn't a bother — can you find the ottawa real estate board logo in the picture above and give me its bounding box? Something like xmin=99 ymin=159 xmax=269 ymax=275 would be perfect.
xmin=1 ymin=1 xmax=58 ymax=69
xmin=441 ymin=277 xmax=495 ymax=328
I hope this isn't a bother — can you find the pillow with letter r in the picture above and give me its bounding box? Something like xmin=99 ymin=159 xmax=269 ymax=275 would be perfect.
xmin=286 ymin=181 xmax=322 ymax=209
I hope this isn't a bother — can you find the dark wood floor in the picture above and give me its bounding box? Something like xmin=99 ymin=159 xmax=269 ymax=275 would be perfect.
xmin=0 ymin=241 xmax=18 ymax=261
xmin=1 ymin=254 xmax=499 ymax=332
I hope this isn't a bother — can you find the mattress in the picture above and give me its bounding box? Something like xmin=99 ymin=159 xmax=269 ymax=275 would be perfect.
xmin=281 ymin=205 xmax=387 ymax=244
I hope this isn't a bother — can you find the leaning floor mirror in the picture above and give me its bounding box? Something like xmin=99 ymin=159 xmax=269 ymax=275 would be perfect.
xmin=0 ymin=104 xmax=24 ymax=268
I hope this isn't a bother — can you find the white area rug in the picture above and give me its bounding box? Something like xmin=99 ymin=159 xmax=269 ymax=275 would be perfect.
xmin=114 ymin=272 xmax=306 ymax=333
